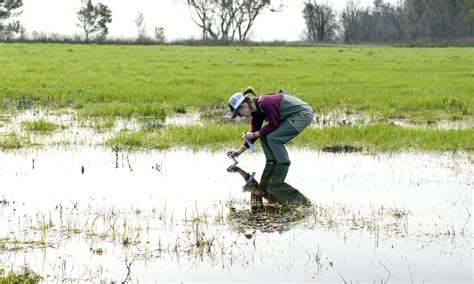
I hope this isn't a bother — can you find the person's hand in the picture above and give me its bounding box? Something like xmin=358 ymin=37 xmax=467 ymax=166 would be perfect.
xmin=243 ymin=132 xmax=256 ymax=140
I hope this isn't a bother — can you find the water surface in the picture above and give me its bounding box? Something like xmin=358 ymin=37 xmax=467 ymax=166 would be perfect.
xmin=0 ymin=148 xmax=471 ymax=282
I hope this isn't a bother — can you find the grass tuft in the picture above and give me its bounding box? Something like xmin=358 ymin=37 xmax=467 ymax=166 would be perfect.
xmin=22 ymin=119 xmax=59 ymax=132
xmin=0 ymin=267 xmax=42 ymax=284
xmin=298 ymin=124 xmax=474 ymax=152
xmin=0 ymin=132 xmax=31 ymax=149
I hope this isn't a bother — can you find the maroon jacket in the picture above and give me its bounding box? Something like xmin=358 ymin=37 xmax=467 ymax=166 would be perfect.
xmin=243 ymin=94 xmax=283 ymax=148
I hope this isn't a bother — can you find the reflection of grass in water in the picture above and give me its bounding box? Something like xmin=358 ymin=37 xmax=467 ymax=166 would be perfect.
xmin=0 ymin=267 xmax=42 ymax=284
xmin=0 ymin=132 xmax=31 ymax=149
xmin=3 ymin=200 xmax=411 ymax=250
xmin=1 ymin=199 xmax=464 ymax=282
xmin=22 ymin=118 xmax=59 ymax=132
xmin=106 ymin=123 xmax=474 ymax=152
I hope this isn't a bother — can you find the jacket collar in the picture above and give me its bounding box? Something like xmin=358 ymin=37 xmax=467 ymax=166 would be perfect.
xmin=255 ymin=97 xmax=264 ymax=114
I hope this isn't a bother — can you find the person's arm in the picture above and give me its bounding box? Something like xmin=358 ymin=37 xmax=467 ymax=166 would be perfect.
xmin=243 ymin=112 xmax=263 ymax=148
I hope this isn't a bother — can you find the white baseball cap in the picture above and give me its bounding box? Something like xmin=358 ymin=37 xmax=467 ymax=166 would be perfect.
xmin=228 ymin=92 xmax=245 ymax=119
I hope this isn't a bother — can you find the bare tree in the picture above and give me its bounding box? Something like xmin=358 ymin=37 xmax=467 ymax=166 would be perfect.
xmin=338 ymin=0 xmax=473 ymax=44
xmin=135 ymin=12 xmax=149 ymax=42
xmin=235 ymin=0 xmax=271 ymax=41
xmin=387 ymin=0 xmax=404 ymax=41
xmin=0 ymin=0 xmax=23 ymax=40
xmin=77 ymin=0 xmax=112 ymax=42
xmin=154 ymin=26 xmax=166 ymax=43
xmin=303 ymin=0 xmax=337 ymax=42
xmin=341 ymin=0 xmax=360 ymax=43
xmin=429 ymin=0 xmax=470 ymax=39
xmin=401 ymin=0 xmax=473 ymax=40
xmin=214 ymin=0 xmax=238 ymax=40
xmin=467 ymin=2 xmax=474 ymax=36
xmin=186 ymin=0 xmax=217 ymax=40
xmin=370 ymin=1 xmax=403 ymax=42
xmin=186 ymin=0 xmax=274 ymax=41
xmin=403 ymin=0 xmax=429 ymax=39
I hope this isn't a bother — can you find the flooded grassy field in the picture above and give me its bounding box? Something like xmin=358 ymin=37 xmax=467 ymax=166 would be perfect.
xmin=0 ymin=44 xmax=473 ymax=282
xmin=0 ymin=146 xmax=471 ymax=282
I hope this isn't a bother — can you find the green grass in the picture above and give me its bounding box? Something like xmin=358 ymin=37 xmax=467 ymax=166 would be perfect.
xmin=1 ymin=43 xmax=473 ymax=151
xmin=298 ymin=125 xmax=474 ymax=152
xmin=0 ymin=267 xmax=42 ymax=284
xmin=0 ymin=43 xmax=473 ymax=121
xmin=22 ymin=118 xmax=59 ymax=132
xmin=108 ymin=124 xmax=241 ymax=150
xmin=107 ymin=124 xmax=474 ymax=152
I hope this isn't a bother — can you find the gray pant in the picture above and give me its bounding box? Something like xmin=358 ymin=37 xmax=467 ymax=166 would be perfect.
xmin=260 ymin=111 xmax=313 ymax=164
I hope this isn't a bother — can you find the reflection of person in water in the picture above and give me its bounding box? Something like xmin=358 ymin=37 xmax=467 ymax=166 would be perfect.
xmin=227 ymin=163 xmax=311 ymax=233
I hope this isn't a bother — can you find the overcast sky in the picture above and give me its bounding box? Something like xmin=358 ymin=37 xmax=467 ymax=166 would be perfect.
xmin=20 ymin=0 xmax=395 ymax=41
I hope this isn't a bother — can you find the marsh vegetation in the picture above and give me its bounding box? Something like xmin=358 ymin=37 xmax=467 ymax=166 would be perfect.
xmin=0 ymin=44 xmax=472 ymax=282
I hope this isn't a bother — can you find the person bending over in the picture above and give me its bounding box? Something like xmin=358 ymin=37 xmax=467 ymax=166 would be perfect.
xmin=227 ymin=87 xmax=314 ymax=165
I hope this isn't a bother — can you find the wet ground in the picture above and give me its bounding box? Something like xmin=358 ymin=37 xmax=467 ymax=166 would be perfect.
xmin=0 ymin=147 xmax=471 ymax=283
xmin=1 ymin=109 xmax=473 ymax=146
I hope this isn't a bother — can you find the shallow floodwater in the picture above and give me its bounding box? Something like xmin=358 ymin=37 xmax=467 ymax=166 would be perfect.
xmin=0 ymin=148 xmax=472 ymax=283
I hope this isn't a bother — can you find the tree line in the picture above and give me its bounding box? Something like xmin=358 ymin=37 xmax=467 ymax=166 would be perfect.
xmin=1 ymin=0 xmax=473 ymax=44
xmin=305 ymin=0 xmax=474 ymax=43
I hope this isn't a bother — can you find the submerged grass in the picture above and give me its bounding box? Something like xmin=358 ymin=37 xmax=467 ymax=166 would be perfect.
xmin=77 ymin=102 xmax=167 ymax=118
xmin=0 ymin=43 xmax=472 ymax=121
xmin=78 ymin=117 xmax=115 ymax=129
xmin=0 ymin=200 xmax=417 ymax=275
xmin=107 ymin=123 xmax=474 ymax=152
xmin=0 ymin=267 xmax=42 ymax=284
xmin=0 ymin=132 xmax=31 ymax=149
xmin=22 ymin=118 xmax=59 ymax=132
